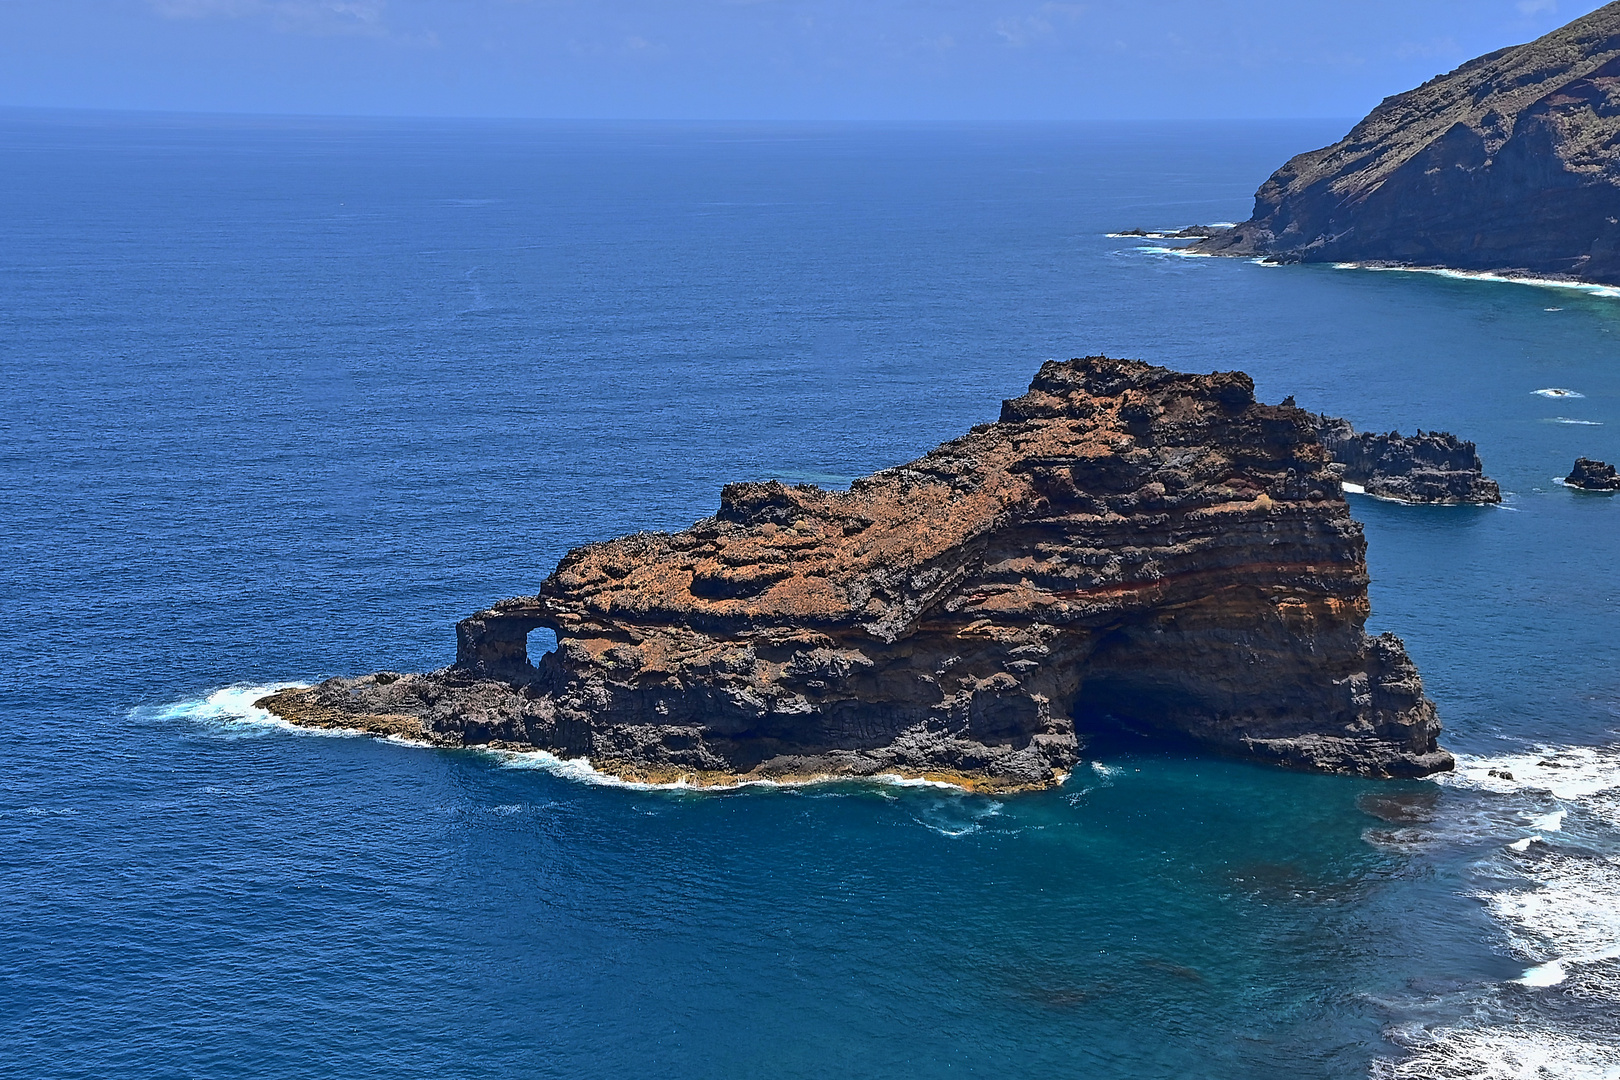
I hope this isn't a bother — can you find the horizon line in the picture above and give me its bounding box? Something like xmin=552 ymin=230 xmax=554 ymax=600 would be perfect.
xmin=0 ymin=103 xmax=1360 ymax=128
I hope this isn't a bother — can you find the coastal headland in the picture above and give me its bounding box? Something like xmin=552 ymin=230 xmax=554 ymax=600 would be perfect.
xmin=1192 ymin=2 xmax=1620 ymax=285
xmin=260 ymin=357 xmax=1453 ymax=790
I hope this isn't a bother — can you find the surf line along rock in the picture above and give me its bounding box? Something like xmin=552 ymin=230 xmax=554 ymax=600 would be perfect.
xmin=259 ymin=357 xmax=1453 ymax=790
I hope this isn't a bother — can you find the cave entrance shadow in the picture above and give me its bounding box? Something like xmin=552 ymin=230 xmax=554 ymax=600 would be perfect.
xmin=1071 ymin=675 xmax=1209 ymax=758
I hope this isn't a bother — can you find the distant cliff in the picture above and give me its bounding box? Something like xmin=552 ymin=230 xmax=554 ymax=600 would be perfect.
xmin=1195 ymin=3 xmax=1620 ymax=284
xmin=260 ymin=357 xmax=1451 ymax=788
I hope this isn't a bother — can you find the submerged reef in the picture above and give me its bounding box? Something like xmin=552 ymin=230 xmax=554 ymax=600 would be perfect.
xmin=1311 ymin=415 xmax=1501 ymax=504
xmin=260 ymin=357 xmax=1452 ymax=789
xmin=1192 ymin=3 xmax=1620 ymax=285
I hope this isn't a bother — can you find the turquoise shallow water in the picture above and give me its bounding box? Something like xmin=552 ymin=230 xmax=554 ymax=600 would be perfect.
xmin=2 ymin=112 xmax=1618 ymax=1078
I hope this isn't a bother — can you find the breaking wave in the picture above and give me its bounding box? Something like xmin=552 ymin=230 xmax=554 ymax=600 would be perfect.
xmin=130 ymin=683 xmax=316 ymax=735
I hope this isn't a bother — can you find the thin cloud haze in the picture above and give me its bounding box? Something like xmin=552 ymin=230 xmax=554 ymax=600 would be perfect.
xmin=0 ymin=0 xmax=1608 ymax=119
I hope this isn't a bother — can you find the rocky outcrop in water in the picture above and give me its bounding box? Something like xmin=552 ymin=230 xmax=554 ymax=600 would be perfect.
xmin=1566 ymin=456 xmax=1620 ymax=490
xmin=1312 ymin=416 xmax=1501 ymax=504
xmin=1193 ymin=3 xmax=1620 ymax=284
xmin=259 ymin=357 xmax=1452 ymax=788
xmin=1115 ymin=226 xmax=1221 ymax=240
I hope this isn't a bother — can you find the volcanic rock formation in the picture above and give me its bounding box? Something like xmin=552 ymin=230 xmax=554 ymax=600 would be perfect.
xmin=1566 ymin=456 xmax=1620 ymax=489
xmin=259 ymin=357 xmax=1453 ymax=788
xmin=1193 ymin=3 xmax=1620 ymax=284
xmin=1312 ymin=416 xmax=1501 ymax=504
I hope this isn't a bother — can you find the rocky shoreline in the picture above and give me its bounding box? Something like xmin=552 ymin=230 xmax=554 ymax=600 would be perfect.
xmin=259 ymin=357 xmax=1452 ymax=789
xmin=254 ymin=678 xmax=1047 ymax=790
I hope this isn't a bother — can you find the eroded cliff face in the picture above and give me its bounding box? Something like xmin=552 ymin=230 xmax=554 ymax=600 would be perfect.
xmin=1194 ymin=3 xmax=1620 ymax=283
xmin=260 ymin=357 xmax=1452 ymax=789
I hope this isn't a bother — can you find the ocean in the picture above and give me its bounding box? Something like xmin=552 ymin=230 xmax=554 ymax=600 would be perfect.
xmin=2 ymin=111 xmax=1617 ymax=1079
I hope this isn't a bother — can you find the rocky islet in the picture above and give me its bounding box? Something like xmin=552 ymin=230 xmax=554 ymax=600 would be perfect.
xmin=1310 ymin=415 xmax=1502 ymax=504
xmin=259 ymin=357 xmax=1453 ymax=789
xmin=1566 ymin=456 xmax=1620 ymax=490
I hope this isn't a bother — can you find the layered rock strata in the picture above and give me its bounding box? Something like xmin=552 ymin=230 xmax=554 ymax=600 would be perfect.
xmin=1193 ymin=3 xmax=1620 ymax=284
xmin=259 ymin=357 xmax=1453 ymax=789
xmin=1566 ymin=457 xmax=1620 ymax=490
xmin=1312 ymin=416 xmax=1501 ymax=504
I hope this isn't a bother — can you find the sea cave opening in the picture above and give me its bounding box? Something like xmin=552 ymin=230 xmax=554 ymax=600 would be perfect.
xmin=1070 ymin=672 xmax=1207 ymax=756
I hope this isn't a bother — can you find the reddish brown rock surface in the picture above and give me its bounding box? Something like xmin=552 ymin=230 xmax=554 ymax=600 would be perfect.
xmin=259 ymin=357 xmax=1452 ymax=788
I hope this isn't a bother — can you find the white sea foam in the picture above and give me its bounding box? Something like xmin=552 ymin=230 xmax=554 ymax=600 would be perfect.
xmin=1529 ymin=810 xmax=1566 ymax=832
xmin=1490 ymin=855 xmax=1620 ymax=989
xmin=1550 ymin=417 xmax=1603 ymax=425
xmin=1331 ymin=262 xmax=1620 ymax=300
xmin=1430 ymin=743 xmax=1620 ymax=1012
xmin=1342 ymin=480 xmax=1368 ymax=494
xmin=1535 ymin=388 xmax=1586 ymax=398
xmin=1443 ymin=745 xmax=1620 ymax=801
xmin=135 ymin=683 xmax=316 ymax=733
xmin=1431 ymin=746 xmax=1620 ymax=993
xmin=913 ymin=800 xmax=1006 ymax=838
xmin=1375 ymin=1025 xmax=1620 ymax=1079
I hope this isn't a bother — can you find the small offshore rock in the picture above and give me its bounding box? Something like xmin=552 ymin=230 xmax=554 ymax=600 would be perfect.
xmin=1566 ymin=457 xmax=1620 ymax=491
xmin=1313 ymin=415 xmax=1500 ymax=504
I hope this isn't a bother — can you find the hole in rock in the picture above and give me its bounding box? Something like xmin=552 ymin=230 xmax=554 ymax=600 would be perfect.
xmin=527 ymin=627 xmax=558 ymax=664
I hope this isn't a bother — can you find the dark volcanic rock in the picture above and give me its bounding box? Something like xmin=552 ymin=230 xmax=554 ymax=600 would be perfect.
xmin=1115 ymin=226 xmax=1222 ymax=240
xmin=1566 ymin=456 xmax=1620 ymax=489
xmin=1313 ymin=416 xmax=1502 ymax=504
xmin=260 ymin=357 xmax=1452 ymax=789
xmin=1193 ymin=3 xmax=1620 ymax=284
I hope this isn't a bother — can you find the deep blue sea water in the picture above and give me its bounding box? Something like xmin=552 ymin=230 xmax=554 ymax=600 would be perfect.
xmin=3 ymin=111 xmax=1618 ymax=1079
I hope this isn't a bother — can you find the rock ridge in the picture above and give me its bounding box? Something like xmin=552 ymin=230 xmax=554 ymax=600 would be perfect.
xmin=259 ymin=356 xmax=1453 ymax=789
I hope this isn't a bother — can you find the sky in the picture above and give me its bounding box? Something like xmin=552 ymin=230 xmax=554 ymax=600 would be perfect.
xmin=0 ymin=0 xmax=1611 ymax=120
